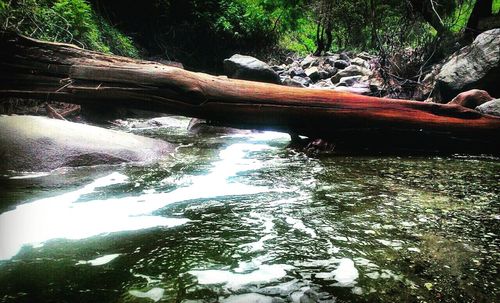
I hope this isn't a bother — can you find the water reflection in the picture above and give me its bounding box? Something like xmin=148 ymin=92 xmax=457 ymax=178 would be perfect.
xmin=0 ymin=136 xmax=286 ymax=261
xmin=0 ymin=117 xmax=498 ymax=303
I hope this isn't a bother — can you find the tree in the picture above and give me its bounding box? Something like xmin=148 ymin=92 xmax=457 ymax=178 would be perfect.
xmin=466 ymin=0 xmax=493 ymax=37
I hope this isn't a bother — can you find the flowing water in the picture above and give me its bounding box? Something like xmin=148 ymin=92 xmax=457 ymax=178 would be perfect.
xmin=0 ymin=116 xmax=499 ymax=303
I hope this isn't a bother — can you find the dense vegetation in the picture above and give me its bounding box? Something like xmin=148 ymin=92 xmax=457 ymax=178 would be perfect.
xmin=1 ymin=0 xmax=499 ymax=70
xmin=0 ymin=0 xmax=139 ymax=57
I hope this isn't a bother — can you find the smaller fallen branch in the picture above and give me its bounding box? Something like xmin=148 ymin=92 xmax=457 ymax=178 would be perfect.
xmin=45 ymin=104 xmax=66 ymax=120
xmin=59 ymin=104 xmax=81 ymax=117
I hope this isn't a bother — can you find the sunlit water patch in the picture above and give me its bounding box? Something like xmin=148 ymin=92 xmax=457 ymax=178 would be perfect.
xmin=0 ymin=116 xmax=498 ymax=303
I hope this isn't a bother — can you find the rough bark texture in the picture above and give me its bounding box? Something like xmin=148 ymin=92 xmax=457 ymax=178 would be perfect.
xmin=1 ymin=32 xmax=499 ymax=154
xmin=466 ymin=0 xmax=493 ymax=37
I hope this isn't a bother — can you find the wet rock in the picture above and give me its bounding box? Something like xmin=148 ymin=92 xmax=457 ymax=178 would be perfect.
xmin=475 ymin=99 xmax=500 ymax=117
xmin=434 ymin=28 xmax=500 ymax=101
xmin=351 ymin=57 xmax=370 ymax=69
xmin=334 ymin=60 xmax=350 ymax=70
xmin=0 ymin=115 xmax=174 ymax=172
xmin=325 ymin=55 xmax=340 ymax=66
xmin=357 ymin=51 xmax=374 ymax=61
xmin=293 ymin=76 xmax=312 ymax=87
xmin=333 ymin=84 xmax=372 ymax=95
xmin=310 ymin=79 xmax=334 ymax=89
xmin=305 ymin=66 xmax=320 ymax=82
xmin=285 ymin=57 xmax=296 ymax=65
xmin=331 ymin=65 xmax=372 ymax=83
xmin=323 ymin=66 xmax=338 ymax=78
xmin=271 ymin=65 xmax=286 ymax=74
xmin=290 ymin=67 xmax=307 ymax=78
xmin=299 ymin=289 xmax=320 ymax=303
xmin=448 ymin=89 xmax=494 ymax=108
xmin=187 ymin=118 xmax=254 ymax=135
xmin=339 ymin=53 xmax=351 ymax=61
xmin=317 ymin=70 xmax=332 ymax=80
xmin=282 ymin=76 xmax=307 ymax=88
xmin=223 ymin=54 xmax=281 ymax=84
xmin=336 ymin=75 xmax=363 ymax=87
xmin=301 ymin=55 xmax=319 ymax=68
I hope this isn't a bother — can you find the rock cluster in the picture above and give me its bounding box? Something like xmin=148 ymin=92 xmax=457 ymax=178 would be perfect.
xmin=429 ymin=28 xmax=500 ymax=102
xmin=224 ymin=52 xmax=384 ymax=96
xmin=274 ymin=52 xmax=382 ymax=95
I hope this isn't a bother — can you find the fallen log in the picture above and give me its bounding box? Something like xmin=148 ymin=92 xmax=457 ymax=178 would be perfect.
xmin=1 ymin=32 xmax=499 ymax=154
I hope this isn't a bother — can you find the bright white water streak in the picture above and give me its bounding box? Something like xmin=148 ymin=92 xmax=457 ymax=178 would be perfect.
xmin=0 ymin=132 xmax=290 ymax=261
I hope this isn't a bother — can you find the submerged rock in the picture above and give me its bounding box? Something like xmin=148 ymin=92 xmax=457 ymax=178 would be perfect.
xmin=0 ymin=115 xmax=174 ymax=172
xmin=434 ymin=28 xmax=500 ymax=101
xmin=223 ymin=54 xmax=281 ymax=84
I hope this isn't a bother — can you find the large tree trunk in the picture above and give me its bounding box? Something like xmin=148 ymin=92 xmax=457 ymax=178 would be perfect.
xmin=408 ymin=0 xmax=448 ymax=36
xmin=466 ymin=0 xmax=493 ymax=37
xmin=0 ymin=32 xmax=499 ymax=154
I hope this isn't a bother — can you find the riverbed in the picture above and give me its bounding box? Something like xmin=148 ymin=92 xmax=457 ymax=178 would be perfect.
xmin=0 ymin=116 xmax=498 ymax=302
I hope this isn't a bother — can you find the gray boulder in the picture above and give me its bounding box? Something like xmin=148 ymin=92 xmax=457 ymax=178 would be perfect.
xmin=301 ymin=55 xmax=319 ymax=68
xmin=334 ymin=60 xmax=350 ymax=69
xmin=290 ymin=66 xmax=307 ymax=78
xmin=223 ymin=54 xmax=281 ymax=84
xmin=325 ymin=55 xmax=340 ymax=66
xmin=0 ymin=115 xmax=174 ymax=172
xmin=351 ymin=57 xmax=370 ymax=69
xmin=333 ymin=83 xmax=372 ymax=95
xmin=339 ymin=52 xmax=351 ymax=61
xmin=305 ymin=66 xmax=320 ymax=82
xmin=475 ymin=99 xmax=500 ymax=117
xmin=282 ymin=76 xmax=307 ymax=87
xmin=310 ymin=79 xmax=334 ymax=89
xmin=292 ymin=76 xmax=311 ymax=86
xmin=434 ymin=28 xmax=500 ymax=101
xmin=357 ymin=52 xmax=374 ymax=61
xmin=323 ymin=66 xmax=338 ymax=78
xmin=336 ymin=75 xmax=363 ymax=87
xmin=331 ymin=65 xmax=372 ymax=83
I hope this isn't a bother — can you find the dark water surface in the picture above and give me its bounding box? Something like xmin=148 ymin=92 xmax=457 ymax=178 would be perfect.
xmin=0 ymin=116 xmax=499 ymax=303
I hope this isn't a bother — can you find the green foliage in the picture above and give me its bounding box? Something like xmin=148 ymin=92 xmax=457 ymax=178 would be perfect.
xmin=279 ymin=17 xmax=316 ymax=54
xmin=493 ymin=0 xmax=500 ymax=13
xmin=0 ymin=0 xmax=138 ymax=57
xmin=3 ymin=0 xmax=496 ymax=70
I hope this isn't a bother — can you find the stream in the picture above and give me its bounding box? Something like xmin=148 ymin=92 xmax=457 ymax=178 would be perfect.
xmin=0 ymin=116 xmax=499 ymax=303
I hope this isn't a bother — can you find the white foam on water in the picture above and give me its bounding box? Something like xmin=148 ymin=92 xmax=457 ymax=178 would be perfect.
xmin=129 ymin=288 xmax=165 ymax=302
xmin=315 ymin=258 xmax=359 ymax=287
xmin=189 ymin=263 xmax=293 ymax=290
xmin=9 ymin=172 xmax=52 ymax=179
xmin=285 ymin=216 xmax=317 ymax=238
xmin=220 ymin=293 xmax=274 ymax=303
xmin=76 ymin=253 xmax=121 ymax=266
xmin=0 ymin=142 xmax=280 ymax=261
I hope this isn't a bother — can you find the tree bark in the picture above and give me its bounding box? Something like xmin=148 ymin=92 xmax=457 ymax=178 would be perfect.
xmin=1 ymin=32 xmax=499 ymax=154
xmin=466 ymin=0 xmax=493 ymax=37
xmin=408 ymin=0 xmax=448 ymax=36
xmin=314 ymin=22 xmax=325 ymax=56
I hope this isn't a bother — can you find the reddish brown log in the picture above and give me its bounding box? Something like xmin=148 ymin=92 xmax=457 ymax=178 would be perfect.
xmin=0 ymin=32 xmax=499 ymax=153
